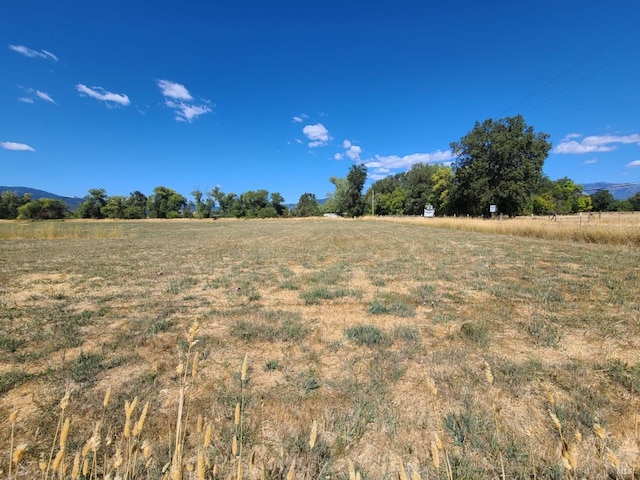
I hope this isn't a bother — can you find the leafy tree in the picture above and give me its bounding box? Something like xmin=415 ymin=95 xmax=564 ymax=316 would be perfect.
xmin=403 ymin=163 xmax=439 ymax=215
xmin=450 ymin=115 xmax=551 ymax=217
xmin=101 ymin=196 xmax=128 ymax=219
xmin=0 ymin=191 xmax=31 ymax=219
xmin=210 ymin=187 xmax=239 ymax=217
xmin=344 ymin=164 xmax=368 ymax=217
xmin=77 ymin=188 xmax=107 ymax=219
xmin=323 ymin=176 xmax=349 ymax=215
xmin=377 ymin=187 xmax=407 ymax=215
xmin=591 ymin=189 xmax=614 ymax=212
xmin=192 ymin=189 xmax=215 ymax=218
xmin=270 ymin=192 xmax=286 ymax=217
xmin=295 ymin=193 xmax=320 ymax=217
xmin=125 ymin=191 xmax=147 ymax=219
xmin=430 ymin=166 xmax=454 ymax=216
xmin=147 ymin=186 xmax=186 ymax=218
xmin=610 ymin=200 xmax=633 ymax=212
xmin=629 ymin=192 xmax=640 ymax=211
xmin=17 ymin=198 xmax=68 ymax=220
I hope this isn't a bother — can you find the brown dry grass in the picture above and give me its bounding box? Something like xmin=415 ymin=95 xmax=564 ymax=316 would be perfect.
xmin=1 ymin=218 xmax=639 ymax=478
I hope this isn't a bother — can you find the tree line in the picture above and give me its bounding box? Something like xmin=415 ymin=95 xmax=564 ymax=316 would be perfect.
xmin=2 ymin=115 xmax=640 ymax=221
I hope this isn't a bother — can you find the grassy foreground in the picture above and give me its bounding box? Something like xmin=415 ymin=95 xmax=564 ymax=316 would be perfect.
xmin=1 ymin=218 xmax=639 ymax=479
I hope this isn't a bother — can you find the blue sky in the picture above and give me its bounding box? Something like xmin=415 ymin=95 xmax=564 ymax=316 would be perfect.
xmin=2 ymin=0 xmax=640 ymax=203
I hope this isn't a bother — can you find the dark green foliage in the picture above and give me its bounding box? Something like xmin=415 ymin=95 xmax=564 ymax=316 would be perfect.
xmin=147 ymin=186 xmax=187 ymax=218
xmin=345 ymin=164 xmax=368 ymax=217
xmin=71 ymin=351 xmax=105 ymax=384
xmin=17 ymin=198 xmax=69 ymax=219
xmin=77 ymin=188 xmax=107 ymax=219
xmin=345 ymin=324 xmax=388 ymax=346
xmin=0 ymin=190 xmax=31 ymax=219
xmin=450 ymin=115 xmax=551 ymax=217
xmin=0 ymin=369 xmax=33 ymax=394
xmin=605 ymin=359 xmax=640 ymax=393
xmin=591 ymin=189 xmax=614 ymax=211
xmin=295 ymin=192 xmax=320 ymax=217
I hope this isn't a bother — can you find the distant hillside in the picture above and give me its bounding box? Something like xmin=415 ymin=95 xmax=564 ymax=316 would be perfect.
xmin=0 ymin=186 xmax=83 ymax=210
xmin=581 ymin=182 xmax=640 ymax=200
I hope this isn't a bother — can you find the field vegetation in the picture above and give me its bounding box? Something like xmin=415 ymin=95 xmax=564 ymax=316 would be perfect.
xmin=1 ymin=217 xmax=639 ymax=478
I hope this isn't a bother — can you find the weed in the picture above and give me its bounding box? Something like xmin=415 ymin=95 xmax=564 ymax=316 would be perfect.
xmin=605 ymin=358 xmax=640 ymax=393
xmin=460 ymin=321 xmax=490 ymax=345
xmin=345 ymin=325 xmax=389 ymax=347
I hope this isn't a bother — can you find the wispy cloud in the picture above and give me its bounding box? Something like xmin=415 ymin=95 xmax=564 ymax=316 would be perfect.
xmin=554 ymin=133 xmax=640 ymax=154
xmin=157 ymin=79 xmax=212 ymax=122
xmin=76 ymin=84 xmax=130 ymax=106
xmin=1 ymin=141 xmax=35 ymax=152
xmin=35 ymin=90 xmax=55 ymax=103
xmin=583 ymin=158 xmax=597 ymax=164
xmin=9 ymin=44 xmax=58 ymax=61
xmin=627 ymin=160 xmax=640 ymax=167
xmin=364 ymin=150 xmax=454 ymax=175
xmin=19 ymin=87 xmax=56 ymax=104
xmin=302 ymin=123 xmax=331 ymax=147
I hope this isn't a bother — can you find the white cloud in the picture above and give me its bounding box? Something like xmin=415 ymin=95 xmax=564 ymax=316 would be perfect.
xmin=18 ymin=87 xmax=56 ymax=104
xmin=554 ymin=133 xmax=640 ymax=154
xmin=294 ymin=138 xmax=304 ymax=144
xmin=157 ymin=80 xmax=212 ymax=123
xmin=345 ymin=145 xmax=362 ymax=161
xmin=343 ymin=139 xmax=352 ymax=148
xmin=9 ymin=44 xmax=58 ymax=61
xmin=364 ymin=150 xmax=454 ymax=171
xmin=627 ymin=160 xmax=640 ymax=167
xmin=583 ymin=158 xmax=597 ymax=164
xmin=165 ymin=100 xmax=212 ymax=122
xmin=157 ymin=79 xmax=192 ymax=101
xmin=292 ymin=116 xmax=303 ymax=123
xmin=35 ymin=90 xmax=55 ymax=103
xmin=1 ymin=141 xmax=35 ymax=151
xmin=76 ymin=84 xmax=130 ymax=106
xmin=334 ymin=153 xmax=343 ymax=160
xmin=302 ymin=123 xmax=330 ymax=147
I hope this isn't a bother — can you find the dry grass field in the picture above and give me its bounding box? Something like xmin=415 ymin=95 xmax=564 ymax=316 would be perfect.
xmin=1 ymin=217 xmax=639 ymax=479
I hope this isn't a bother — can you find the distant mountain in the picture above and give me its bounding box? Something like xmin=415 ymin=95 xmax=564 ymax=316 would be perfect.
xmin=0 ymin=186 xmax=83 ymax=210
xmin=581 ymin=182 xmax=640 ymax=201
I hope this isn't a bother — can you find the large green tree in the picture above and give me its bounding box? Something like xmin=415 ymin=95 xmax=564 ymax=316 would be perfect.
xmin=77 ymin=188 xmax=107 ymax=219
xmin=344 ymin=164 xmax=368 ymax=217
xmin=17 ymin=198 xmax=69 ymax=220
xmin=450 ymin=115 xmax=551 ymax=217
xmin=295 ymin=193 xmax=320 ymax=217
xmin=147 ymin=186 xmax=186 ymax=218
xmin=0 ymin=191 xmax=31 ymax=219
xmin=591 ymin=189 xmax=614 ymax=212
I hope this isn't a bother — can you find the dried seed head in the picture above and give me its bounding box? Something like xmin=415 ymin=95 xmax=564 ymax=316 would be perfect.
xmin=204 ymin=423 xmax=212 ymax=449
xmin=483 ymin=361 xmax=494 ymax=385
xmin=235 ymin=403 xmax=241 ymax=426
xmin=197 ymin=415 xmax=203 ymax=434
xmin=60 ymin=389 xmax=71 ymax=411
xmin=309 ymin=419 xmax=318 ymax=450
xmin=188 ymin=322 xmax=200 ymax=343
xmin=398 ymin=459 xmax=408 ymax=480
xmin=133 ymin=401 xmax=149 ymax=437
xmin=9 ymin=410 xmax=18 ymax=423
xmin=425 ymin=377 xmax=437 ymax=397
xmin=348 ymin=460 xmax=356 ymax=480
xmin=12 ymin=443 xmax=27 ymax=464
xmin=237 ymin=462 xmax=244 ymax=480
xmin=176 ymin=362 xmax=185 ymax=376
xmin=431 ymin=440 xmax=440 ymax=471
xmin=52 ymin=449 xmax=64 ymax=472
xmin=545 ymin=391 xmax=555 ymax=405
xmin=594 ymin=423 xmax=606 ymax=440
xmin=60 ymin=417 xmax=71 ymax=449
xmin=232 ymin=435 xmax=238 ymax=456
xmin=606 ymin=448 xmax=620 ymax=469
xmin=71 ymin=451 xmax=81 ymax=480
xmin=103 ymin=386 xmax=112 ymax=408
xmin=548 ymin=410 xmax=562 ymax=432
xmin=198 ymin=451 xmax=206 ymax=480
xmin=82 ymin=457 xmax=90 ymax=477
xmin=574 ymin=430 xmax=582 ymax=443
xmin=192 ymin=352 xmax=199 ymax=378
xmin=285 ymin=458 xmax=295 ymax=480
xmin=241 ymin=354 xmax=249 ymax=382
xmin=142 ymin=440 xmax=152 ymax=460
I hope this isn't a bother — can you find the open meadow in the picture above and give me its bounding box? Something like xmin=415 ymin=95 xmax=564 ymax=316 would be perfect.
xmin=1 ymin=217 xmax=639 ymax=479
